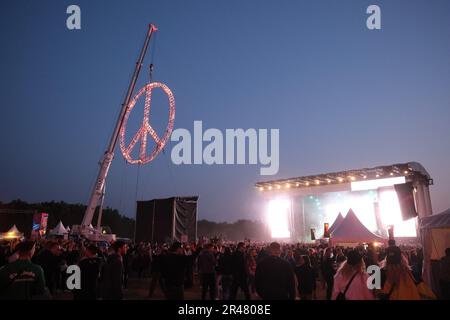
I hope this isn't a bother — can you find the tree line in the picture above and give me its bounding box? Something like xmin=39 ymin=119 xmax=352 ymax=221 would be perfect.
xmin=0 ymin=200 xmax=268 ymax=241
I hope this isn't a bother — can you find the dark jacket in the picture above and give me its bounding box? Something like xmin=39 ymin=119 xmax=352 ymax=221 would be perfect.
xmin=100 ymin=253 xmax=123 ymax=300
xmin=33 ymin=249 xmax=60 ymax=293
xmin=0 ymin=259 xmax=46 ymax=300
xmin=294 ymin=264 xmax=315 ymax=295
xmin=255 ymin=256 xmax=296 ymax=300
xmin=161 ymin=253 xmax=188 ymax=287
xmin=198 ymin=250 xmax=217 ymax=274
xmin=74 ymin=257 xmax=100 ymax=300
xmin=321 ymin=257 xmax=336 ymax=280
xmin=231 ymin=251 xmax=247 ymax=281
xmin=218 ymin=252 xmax=233 ymax=275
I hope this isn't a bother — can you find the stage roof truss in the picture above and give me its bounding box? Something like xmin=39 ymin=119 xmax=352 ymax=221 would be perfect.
xmin=255 ymin=162 xmax=432 ymax=192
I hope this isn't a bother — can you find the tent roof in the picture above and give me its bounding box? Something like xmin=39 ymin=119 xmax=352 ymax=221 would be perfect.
xmin=7 ymin=225 xmax=21 ymax=234
xmin=329 ymin=213 xmax=344 ymax=234
xmin=331 ymin=209 xmax=386 ymax=243
xmin=420 ymin=208 xmax=450 ymax=229
xmin=50 ymin=221 xmax=68 ymax=235
xmin=0 ymin=225 xmax=23 ymax=240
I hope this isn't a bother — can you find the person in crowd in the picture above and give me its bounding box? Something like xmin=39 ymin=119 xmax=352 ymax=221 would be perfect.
xmin=0 ymin=241 xmax=47 ymax=300
xmin=321 ymin=247 xmax=336 ymax=300
xmin=308 ymin=248 xmax=320 ymax=299
xmin=294 ymin=255 xmax=315 ymax=300
xmin=184 ymin=244 xmax=195 ymax=289
xmin=148 ymin=246 xmax=166 ymax=298
xmin=377 ymin=246 xmax=423 ymax=300
xmin=122 ymin=243 xmax=134 ymax=289
xmin=255 ymin=242 xmax=296 ymax=300
xmin=6 ymin=242 xmax=19 ymax=264
xmin=284 ymin=249 xmax=296 ymax=269
xmin=73 ymin=244 xmax=100 ymax=300
xmin=217 ymin=246 xmax=233 ymax=300
xmin=246 ymin=248 xmax=257 ymax=296
xmin=230 ymin=242 xmax=251 ymax=300
xmin=332 ymin=249 xmax=374 ymax=300
xmin=364 ymin=246 xmax=379 ymax=269
xmin=438 ymin=248 xmax=450 ymax=299
xmin=198 ymin=243 xmax=217 ymax=300
xmin=161 ymin=242 xmax=189 ymax=300
xmin=33 ymin=241 xmax=62 ymax=295
xmin=99 ymin=240 xmax=128 ymax=300
xmin=335 ymin=248 xmax=346 ymax=269
xmin=409 ymin=249 xmax=422 ymax=283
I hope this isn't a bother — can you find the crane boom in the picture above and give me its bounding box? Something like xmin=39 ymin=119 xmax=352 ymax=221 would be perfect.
xmin=80 ymin=24 xmax=158 ymax=231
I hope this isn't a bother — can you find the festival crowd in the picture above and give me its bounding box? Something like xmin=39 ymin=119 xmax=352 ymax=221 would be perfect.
xmin=0 ymin=237 xmax=449 ymax=300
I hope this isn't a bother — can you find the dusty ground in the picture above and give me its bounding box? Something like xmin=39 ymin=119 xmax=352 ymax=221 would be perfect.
xmin=55 ymin=274 xmax=327 ymax=300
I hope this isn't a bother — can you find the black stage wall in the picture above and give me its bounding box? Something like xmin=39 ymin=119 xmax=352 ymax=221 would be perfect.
xmin=135 ymin=196 xmax=198 ymax=243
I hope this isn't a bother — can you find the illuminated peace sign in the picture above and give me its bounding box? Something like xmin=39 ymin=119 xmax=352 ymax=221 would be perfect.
xmin=119 ymin=82 xmax=175 ymax=164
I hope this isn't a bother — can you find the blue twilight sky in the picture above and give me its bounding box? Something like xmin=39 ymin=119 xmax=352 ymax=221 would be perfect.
xmin=1 ymin=0 xmax=449 ymax=223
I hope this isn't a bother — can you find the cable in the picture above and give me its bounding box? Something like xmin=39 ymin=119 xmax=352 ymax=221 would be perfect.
xmin=162 ymin=148 xmax=179 ymax=196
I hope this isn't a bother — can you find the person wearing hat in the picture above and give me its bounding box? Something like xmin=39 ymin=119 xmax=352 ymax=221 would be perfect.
xmin=377 ymin=245 xmax=422 ymax=300
xmin=0 ymin=241 xmax=47 ymax=300
xmin=332 ymin=249 xmax=375 ymax=300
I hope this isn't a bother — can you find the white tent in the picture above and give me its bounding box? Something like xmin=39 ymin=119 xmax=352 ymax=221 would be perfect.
xmin=420 ymin=208 xmax=450 ymax=298
xmin=49 ymin=221 xmax=68 ymax=236
xmin=0 ymin=224 xmax=24 ymax=240
xmin=420 ymin=208 xmax=450 ymax=259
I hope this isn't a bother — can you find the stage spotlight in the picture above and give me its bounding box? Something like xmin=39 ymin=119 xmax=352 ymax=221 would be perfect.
xmin=266 ymin=199 xmax=291 ymax=238
xmin=351 ymin=176 xmax=406 ymax=191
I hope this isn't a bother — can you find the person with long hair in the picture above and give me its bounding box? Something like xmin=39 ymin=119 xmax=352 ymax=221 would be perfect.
xmin=377 ymin=246 xmax=424 ymax=300
xmin=321 ymin=247 xmax=336 ymax=300
xmin=294 ymin=255 xmax=315 ymax=300
xmin=332 ymin=249 xmax=375 ymax=300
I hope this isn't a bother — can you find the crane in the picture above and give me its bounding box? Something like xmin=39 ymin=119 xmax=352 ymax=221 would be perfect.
xmin=75 ymin=24 xmax=158 ymax=241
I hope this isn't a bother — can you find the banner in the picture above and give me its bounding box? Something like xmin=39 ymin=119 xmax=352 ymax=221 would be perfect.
xmin=323 ymin=223 xmax=330 ymax=238
xmin=31 ymin=212 xmax=49 ymax=240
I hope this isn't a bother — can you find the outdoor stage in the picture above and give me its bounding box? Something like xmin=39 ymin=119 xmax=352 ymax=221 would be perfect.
xmin=255 ymin=162 xmax=433 ymax=243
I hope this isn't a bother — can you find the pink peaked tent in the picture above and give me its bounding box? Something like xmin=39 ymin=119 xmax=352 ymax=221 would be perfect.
xmin=328 ymin=212 xmax=344 ymax=235
xmin=330 ymin=209 xmax=387 ymax=245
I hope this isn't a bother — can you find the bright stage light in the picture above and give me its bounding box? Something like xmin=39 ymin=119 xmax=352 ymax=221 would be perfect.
xmin=378 ymin=189 xmax=416 ymax=237
xmin=351 ymin=176 xmax=405 ymax=192
xmin=266 ymin=199 xmax=291 ymax=239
